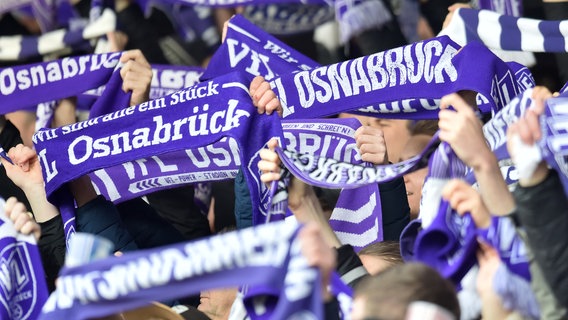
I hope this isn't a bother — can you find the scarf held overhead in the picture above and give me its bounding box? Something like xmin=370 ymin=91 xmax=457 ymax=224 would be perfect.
xmin=39 ymin=221 xmax=323 ymax=320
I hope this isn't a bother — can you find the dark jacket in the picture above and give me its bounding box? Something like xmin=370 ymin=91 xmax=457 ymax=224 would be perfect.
xmin=514 ymin=169 xmax=568 ymax=308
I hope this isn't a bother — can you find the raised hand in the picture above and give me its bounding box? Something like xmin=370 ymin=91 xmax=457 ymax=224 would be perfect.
xmin=120 ymin=50 xmax=153 ymax=107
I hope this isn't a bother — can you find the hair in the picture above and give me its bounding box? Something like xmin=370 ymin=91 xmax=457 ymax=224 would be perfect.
xmin=408 ymin=120 xmax=439 ymax=137
xmin=354 ymin=263 xmax=460 ymax=320
xmin=358 ymin=241 xmax=403 ymax=269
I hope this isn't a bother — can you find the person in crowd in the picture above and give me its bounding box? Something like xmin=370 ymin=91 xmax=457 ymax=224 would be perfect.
xmin=506 ymin=86 xmax=568 ymax=316
xmin=351 ymin=263 xmax=461 ymax=320
xmin=399 ymin=120 xmax=438 ymax=220
xmin=357 ymin=241 xmax=404 ymax=275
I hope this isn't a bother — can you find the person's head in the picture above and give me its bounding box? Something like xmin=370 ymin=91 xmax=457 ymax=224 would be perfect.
xmin=358 ymin=241 xmax=403 ymax=275
xmin=339 ymin=114 xmax=412 ymax=162
xmin=351 ymin=263 xmax=460 ymax=320
xmin=198 ymin=287 xmax=238 ymax=320
xmin=399 ymin=134 xmax=433 ymax=220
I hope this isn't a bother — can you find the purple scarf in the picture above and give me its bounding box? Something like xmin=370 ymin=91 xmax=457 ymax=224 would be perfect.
xmin=240 ymin=4 xmax=335 ymax=36
xmin=402 ymin=89 xmax=537 ymax=284
xmin=34 ymin=71 xmax=283 ymax=238
xmin=0 ymin=8 xmax=115 ymax=61
xmin=441 ymin=8 xmax=568 ymax=53
xmin=79 ymin=64 xmax=204 ymax=111
xmin=0 ymin=199 xmax=49 ymax=320
xmin=280 ymin=118 xmax=384 ymax=251
xmin=201 ymin=14 xmax=319 ymax=81
xmin=1 ymin=52 xmax=122 ymax=112
xmin=271 ymin=37 xmax=521 ymax=119
xmin=539 ymin=91 xmax=568 ymax=194
xmin=39 ymin=221 xmax=323 ymax=320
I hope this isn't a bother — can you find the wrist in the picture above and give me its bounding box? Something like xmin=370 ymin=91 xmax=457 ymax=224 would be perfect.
xmin=519 ymin=162 xmax=549 ymax=187
xmin=471 ymin=149 xmax=497 ymax=173
xmin=23 ymin=182 xmax=47 ymax=199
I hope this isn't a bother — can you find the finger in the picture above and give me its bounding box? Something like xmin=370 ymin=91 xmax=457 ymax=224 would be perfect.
xmin=440 ymin=92 xmax=476 ymax=115
xmin=14 ymin=213 xmax=29 ymax=232
xmin=265 ymin=98 xmax=282 ymax=117
xmin=10 ymin=202 xmax=27 ymax=222
xmin=4 ymin=197 xmax=18 ymax=217
xmin=257 ymin=159 xmax=280 ymax=173
xmin=478 ymin=240 xmax=498 ymax=258
xmin=441 ymin=179 xmax=462 ymax=199
xmin=448 ymin=190 xmax=469 ymax=212
xmin=21 ymin=220 xmax=40 ymax=239
xmin=120 ymin=49 xmax=149 ymax=67
xmin=516 ymin=118 xmax=534 ymax=145
xmin=267 ymin=138 xmax=279 ymax=150
xmin=259 ymin=148 xmax=280 ymax=164
xmin=525 ymin=109 xmax=542 ymax=142
xmin=258 ymin=91 xmax=277 ymax=115
xmin=249 ymin=76 xmax=265 ymax=97
xmin=260 ymin=172 xmax=281 ymax=183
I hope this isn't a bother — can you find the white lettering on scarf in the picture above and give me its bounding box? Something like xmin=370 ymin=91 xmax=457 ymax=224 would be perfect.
xmin=0 ymin=53 xmax=120 ymax=95
xmin=66 ymin=99 xmax=249 ymax=165
xmin=43 ymin=223 xmax=295 ymax=311
xmin=284 ymin=40 xmax=458 ymax=111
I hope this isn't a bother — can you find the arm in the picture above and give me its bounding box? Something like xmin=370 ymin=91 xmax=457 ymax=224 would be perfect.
xmin=258 ymin=139 xmax=341 ymax=248
xmin=1 ymin=144 xmax=59 ymax=223
xmin=438 ymin=91 xmax=515 ymax=215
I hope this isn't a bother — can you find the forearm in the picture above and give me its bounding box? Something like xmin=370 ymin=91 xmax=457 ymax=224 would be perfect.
xmin=69 ymin=175 xmax=98 ymax=208
xmin=23 ymin=184 xmax=59 ymax=223
xmin=290 ymin=185 xmax=341 ymax=248
xmin=472 ymin=152 xmax=515 ymax=216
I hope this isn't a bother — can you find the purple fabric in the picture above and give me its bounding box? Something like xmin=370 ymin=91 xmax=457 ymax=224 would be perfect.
xmin=0 ymin=7 xmax=114 ymax=61
xmin=477 ymin=216 xmax=530 ymax=280
xmin=39 ymin=221 xmax=323 ymax=320
xmin=276 ymin=131 xmax=440 ymax=189
xmin=539 ymin=91 xmax=568 ymax=195
xmin=413 ymin=199 xmax=478 ymax=284
xmin=80 ymin=64 xmax=204 ymax=110
xmin=240 ymin=4 xmax=335 ymax=36
xmin=1 ymin=52 xmax=122 ymax=112
xmin=451 ymin=8 xmax=568 ymax=53
xmin=0 ymin=208 xmax=49 ymax=320
xmin=201 ymin=14 xmax=319 ymax=81
xmin=271 ymin=38 xmax=520 ymax=119
xmin=477 ymin=0 xmax=522 ymax=16
xmin=0 ymin=0 xmax=32 ymax=15
xmin=334 ymin=0 xmax=393 ymax=44
xmin=136 ymin=0 xmax=326 ymax=8
xmin=493 ymin=264 xmax=540 ymax=319
xmin=34 ymin=71 xmax=283 ymax=235
xmin=281 ymin=118 xmax=384 ymax=250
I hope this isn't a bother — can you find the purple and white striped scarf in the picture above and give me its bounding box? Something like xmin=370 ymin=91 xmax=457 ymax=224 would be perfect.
xmin=39 ymin=221 xmax=323 ymax=320
xmin=439 ymin=8 xmax=568 ymax=67
xmin=441 ymin=8 xmax=568 ymax=53
xmin=0 ymin=198 xmax=49 ymax=320
xmin=0 ymin=8 xmax=115 ymax=61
